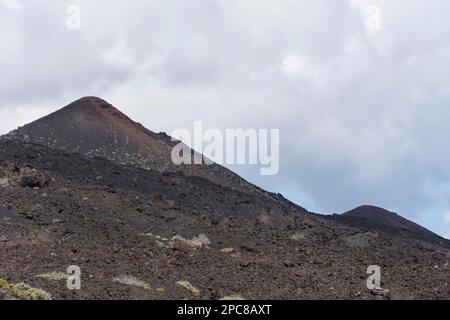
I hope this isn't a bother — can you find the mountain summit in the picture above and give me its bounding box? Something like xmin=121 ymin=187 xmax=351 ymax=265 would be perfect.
xmin=343 ymin=205 xmax=436 ymax=237
xmin=4 ymin=97 xmax=258 ymax=193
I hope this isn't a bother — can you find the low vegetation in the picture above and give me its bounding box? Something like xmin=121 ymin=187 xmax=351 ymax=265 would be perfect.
xmin=0 ymin=278 xmax=51 ymax=300
xmin=36 ymin=272 xmax=69 ymax=281
xmin=176 ymin=280 xmax=200 ymax=296
xmin=113 ymin=275 xmax=151 ymax=291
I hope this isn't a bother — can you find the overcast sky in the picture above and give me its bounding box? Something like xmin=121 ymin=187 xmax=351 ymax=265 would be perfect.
xmin=1 ymin=0 xmax=450 ymax=238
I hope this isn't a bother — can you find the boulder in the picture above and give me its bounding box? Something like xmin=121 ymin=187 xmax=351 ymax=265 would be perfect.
xmin=18 ymin=167 xmax=48 ymax=188
xmin=0 ymin=178 xmax=10 ymax=188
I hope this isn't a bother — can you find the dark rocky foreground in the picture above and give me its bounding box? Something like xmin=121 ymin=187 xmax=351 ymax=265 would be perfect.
xmin=0 ymin=140 xmax=449 ymax=300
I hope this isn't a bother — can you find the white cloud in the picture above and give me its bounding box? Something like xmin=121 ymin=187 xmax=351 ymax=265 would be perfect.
xmin=1 ymin=0 xmax=24 ymax=11
xmin=281 ymin=54 xmax=306 ymax=77
xmin=101 ymin=41 xmax=135 ymax=70
xmin=444 ymin=212 xmax=450 ymax=224
xmin=443 ymin=212 xmax=450 ymax=239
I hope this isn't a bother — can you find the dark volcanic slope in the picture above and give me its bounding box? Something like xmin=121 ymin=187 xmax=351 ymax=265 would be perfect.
xmin=2 ymin=97 xmax=262 ymax=195
xmin=1 ymin=140 xmax=449 ymax=300
xmin=344 ymin=206 xmax=436 ymax=237
xmin=0 ymin=140 xmax=304 ymax=226
xmin=325 ymin=206 xmax=449 ymax=247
